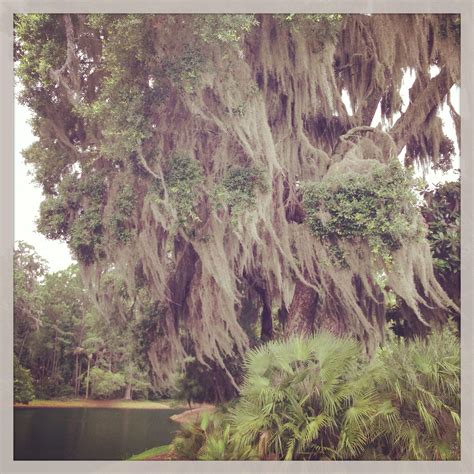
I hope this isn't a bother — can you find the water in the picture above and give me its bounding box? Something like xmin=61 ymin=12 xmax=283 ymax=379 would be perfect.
xmin=14 ymin=407 xmax=183 ymax=460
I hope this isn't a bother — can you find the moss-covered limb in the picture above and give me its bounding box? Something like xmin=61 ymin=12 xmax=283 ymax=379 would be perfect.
xmin=390 ymin=66 xmax=457 ymax=154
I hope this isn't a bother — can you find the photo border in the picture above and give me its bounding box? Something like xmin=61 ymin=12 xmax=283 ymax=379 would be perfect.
xmin=1 ymin=1 xmax=472 ymax=473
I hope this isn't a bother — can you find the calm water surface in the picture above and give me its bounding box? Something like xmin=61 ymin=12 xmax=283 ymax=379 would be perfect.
xmin=14 ymin=407 xmax=182 ymax=460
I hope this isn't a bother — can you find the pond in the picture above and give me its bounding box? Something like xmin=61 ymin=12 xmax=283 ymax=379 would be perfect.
xmin=14 ymin=407 xmax=183 ymax=460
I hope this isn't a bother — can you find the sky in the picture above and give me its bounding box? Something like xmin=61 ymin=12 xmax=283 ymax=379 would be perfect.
xmin=14 ymin=73 xmax=460 ymax=273
xmin=14 ymin=95 xmax=73 ymax=272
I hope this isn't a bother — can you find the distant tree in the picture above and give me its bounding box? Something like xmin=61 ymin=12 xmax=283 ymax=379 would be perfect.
xmin=14 ymin=241 xmax=47 ymax=363
xmin=88 ymin=367 xmax=125 ymax=399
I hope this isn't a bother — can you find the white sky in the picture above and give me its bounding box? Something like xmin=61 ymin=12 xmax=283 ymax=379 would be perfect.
xmin=14 ymin=95 xmax=73 ymax=272
xmin=14 ymin=71 xmax=460 ymax=273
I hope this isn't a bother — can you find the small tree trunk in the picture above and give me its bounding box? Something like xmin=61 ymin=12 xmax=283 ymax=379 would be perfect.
xmin=77 ymin=359 xmax=83 ymax=397
xmin=260 ymin=301 xmax=273 ymax=342
xmin=124 ymin=383 xmax=132 ymax=400
xmin=85 ymin=355 xmax=91 ymax=400
xmin=74 ymin=353 xmax=79 ymax=397
xmin=18 ymin=333 xmax=28 ymax=361
xmin=255 ymin=286 xmax=273 ymax=342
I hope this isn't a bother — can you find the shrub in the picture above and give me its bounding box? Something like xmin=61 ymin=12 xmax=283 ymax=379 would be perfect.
xmin=371 ymin=324 xmax=460 ymax=460
xmin=172 ymin=422 xmax=206 ymax=460
xmin=14 ymin=356 xmax=35 ymax=404
xmin=172 ymin=410 xmax=257 ymax=460
xmin=34 ymin=375 xmax=68 ymax=400
xmin=222 ymin=327 xmax=460 ymax=460
xmin=228 ymin=333 xmax=370 ymax=460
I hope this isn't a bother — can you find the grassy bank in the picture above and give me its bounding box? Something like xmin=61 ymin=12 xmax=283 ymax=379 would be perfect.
xmin=14 ymin=399 xmax=184 ymax=410
xmin=128 ymin=444 xmax=175 ymax=460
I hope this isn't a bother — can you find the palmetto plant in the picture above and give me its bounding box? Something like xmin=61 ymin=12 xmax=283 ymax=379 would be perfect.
xmin=226 ymin=327 xmax=460 ymax=460
xmin=172 ymin=409 xmax=258 ymax=460
xmin=370 ymin=325 xmax=460 ymax=460
xmin=228 ymin=333 xmax=372 ymax=459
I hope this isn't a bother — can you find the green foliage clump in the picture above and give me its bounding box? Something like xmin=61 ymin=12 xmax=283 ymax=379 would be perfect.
xmin=109 ymin=184 xmax=136 ymax=244
xmin=193 ymin=15 xmax=259 ymax=44
xmin=78 ymin=15 xmax=156 ymax=163
xmin=68 ymin=206 xmax=104 ymax=263
xmin=165 ymin=153 xmax=204 ymax=228
xmin=173 ymin=422 xmax=207 ymax=460
xmin=37 ymin=196 xmax=70 ymax=240
xmin=14 ymin=14 xmax=66 ymax=97
xmin=421 ymin=179 xmax=460 ymax=277
xmin=89 ymin=367 xmax=125 ymax=399
xmin=213 ymin=166 xmax=269 ymax=220
xmin=302 ymin=160 xmax=422 ymax=263
xmin=22 ymin=142 xmax=71 ymax=195
xmin=37 ymin=173 xmax=106 ymax=263
xmin=14 ymin=355 xmax=35 ymax=404
xmin=277 ymin=14 xmax=343 ymax=46
xmin=158 ymin=46 xmax=205 ymax=94
xmin=34 ymin=375 xmax=73 ymax=400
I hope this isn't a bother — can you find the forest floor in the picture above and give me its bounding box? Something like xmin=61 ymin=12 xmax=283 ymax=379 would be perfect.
xmin=14 ymin=398 xmax=186 ymax=409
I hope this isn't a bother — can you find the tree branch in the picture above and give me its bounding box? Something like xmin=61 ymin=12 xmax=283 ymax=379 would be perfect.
xmin=390 ymin=67 xmax=457 ymax=154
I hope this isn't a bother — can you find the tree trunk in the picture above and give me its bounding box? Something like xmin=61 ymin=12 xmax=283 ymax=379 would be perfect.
xmin=74 ymin=353 xmax=79 ymax=397
xmin=123 ymin=383 xmax=132 ymax=400
xmin=260 ymin=301 xmax=273 ymax=342
xmin=255 ymin=286 xmax=273 ymax=342
xmin=77 ymin=358 xmax=83 ymax=397
xmin=285 ymin=280 xmax=318 ymax=337
xmin=18 ymin=333 xmax=28 ymax=362
xmin=85 ymin=355 xmax=91 ymax=400
xmin=285 ymin=282 xmax=353 ymax=339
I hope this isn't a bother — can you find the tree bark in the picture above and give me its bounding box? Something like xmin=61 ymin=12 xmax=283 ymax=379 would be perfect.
xmin=124 ymin=383 xmax=132 ymax=400
xmin=254 ymin=286 xmax=273 ymax=342
xmin=74 ymin=353 xmax=79 ymax=397
xmin=285 ymin=280 xmax=318 ymax=337
xmin=85 ymin=355 xmax=91 ymax=400
xmin=260 ymin=301 xmax=273 ymax=342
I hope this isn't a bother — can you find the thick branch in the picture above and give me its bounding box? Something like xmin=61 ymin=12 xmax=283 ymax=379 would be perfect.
xmin=390 ymin=67 xmax=456 ymax=153
xmin=49 ymin=14 xmax=81 ymax=107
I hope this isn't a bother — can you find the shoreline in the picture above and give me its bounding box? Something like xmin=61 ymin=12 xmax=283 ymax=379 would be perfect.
xmin=169 ymin=403 xmax=216 ymax=424
xmin=14 ymin=399 xmax=185 ymax=410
